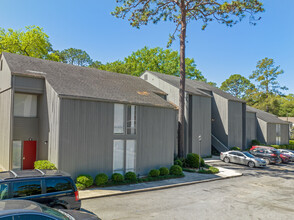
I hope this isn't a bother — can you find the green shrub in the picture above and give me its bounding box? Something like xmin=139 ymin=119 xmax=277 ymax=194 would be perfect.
xmin=198 ymin=166 xmax=219 ymax=174
xmin=182 ymin=168 xmax=196 ymax=173
xmin=149 ymin=169 xmax=160 ymax=177
xmin=230 ymin=147 xmax=241 ymax=151
xmin=174 ymin=159 xmax=183 ymax=167
xmin=251 ymin=140 xmax=261 ymax=146
xmin=34 ymin=160 xmax=57 ymax=170
xmin=124 ymin=172 xmax=137 ymax=182
xmin=95 ymin=173 xmax=108 ymax=186
xmin=76 ymin=175 xmax=94 ymax=188
xmin=186 ymin=153 xmax=200 ymax=168
xmin=290 ymin=140 xmax=294 ymax=145
xmin=201 ymin=158 xmax=205 ymax=167
xmin=170 ymin=165 xmax=183 ymax=176
xmin=159 ymin=167 xmax=169 ymax=176
xmin=111 ymin=173 xmax=124 ymax=182
xmin=75 ymin=183 xmax=86 ymax=190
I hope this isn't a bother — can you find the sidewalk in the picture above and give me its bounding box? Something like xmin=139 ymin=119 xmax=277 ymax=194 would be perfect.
xmin=79 ymin=167 xmax=242 ymax=200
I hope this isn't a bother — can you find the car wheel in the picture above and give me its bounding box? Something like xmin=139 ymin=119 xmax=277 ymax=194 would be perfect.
xmin=53 ymin=205 xmax=66 ymax=209
xmin=224 ymin=157 xmax=230 ymax=163
xmin=248 ymin=161 xmax=255 ymax=168
xmin=277 ymin=157 xmax=282 ymax=164
xmin=264 ymin=158 xmax=270 ymax=165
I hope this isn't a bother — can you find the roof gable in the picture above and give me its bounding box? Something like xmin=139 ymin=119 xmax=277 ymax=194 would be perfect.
xmin=246 ymin=106 xmax=288 ymax=124
xmin=3 ymin=52 xmax=174 ymax=109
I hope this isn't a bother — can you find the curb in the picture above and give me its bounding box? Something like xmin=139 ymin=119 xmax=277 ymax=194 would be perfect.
xmin=80 ymin=173 xmax=243 ymax=200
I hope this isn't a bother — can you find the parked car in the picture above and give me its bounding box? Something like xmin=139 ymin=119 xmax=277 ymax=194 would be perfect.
xmin=220 ymin=151 xmax=266 ymax=168
xmin=278 ymin=149 xmax=294 ymax=162
xmin=0 ymin=169 xmax=81 ymax=210
xmin=278 ymin=151 xmax=291 ymax=163
xmin=249 ymin=146 xmax=282 ymax=165
xmin=0 ymin=199 xmax=99 ymax=220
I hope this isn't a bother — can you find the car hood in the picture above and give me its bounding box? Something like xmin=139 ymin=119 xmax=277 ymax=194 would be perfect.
xmin=59 ymin=209 xmax=100 ymax=220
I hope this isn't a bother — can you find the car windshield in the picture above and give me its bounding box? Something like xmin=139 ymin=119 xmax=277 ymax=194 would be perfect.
xmin=39 ymin=203 xmax=69 ymax=220
xmin=243 ymin=152 xmax=255 ymax=158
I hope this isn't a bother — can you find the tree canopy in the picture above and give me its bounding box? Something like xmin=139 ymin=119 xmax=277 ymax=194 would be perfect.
xmin=220 ymin=74 xmax=255 ymax=99
xmin=57 ymin=48 xmax=92 ymax=66
xmin=91 ymin=46 xmax=205 ymax=80
xmin=0 ymin=26 xmax=59 ymax=61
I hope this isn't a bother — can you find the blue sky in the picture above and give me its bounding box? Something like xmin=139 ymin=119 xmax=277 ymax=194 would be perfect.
xmin=1 ymin=0 xmax=293 ymax=94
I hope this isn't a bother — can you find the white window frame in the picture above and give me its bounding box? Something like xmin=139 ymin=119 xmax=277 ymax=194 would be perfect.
xmin=14 ymin=93 xmax=37 ymax=117
xmin=113 ymin=140 xmax=136 ymax=174
xmin=114 ymin=104 xmax=125 ymax=134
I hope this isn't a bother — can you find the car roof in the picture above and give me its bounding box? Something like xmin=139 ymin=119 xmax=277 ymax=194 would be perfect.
xmin=0 ymin=200 xmax=42 ymax=213
xmin=0 ymin=169 xmax=70 ymax=182
xmin=251 ymin=146 xmax=276 ymax=150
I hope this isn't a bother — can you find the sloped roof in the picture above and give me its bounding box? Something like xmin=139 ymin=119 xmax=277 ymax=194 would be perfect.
xmin=2 ymin=52 xmax=175 ymax=109
xmin=145 ymin=71 xmax=211 ymax=98
xmin=146 ymin=71 xmax=245 ymax=102
xmin=246 ymin=106 xmax=289 ymax=124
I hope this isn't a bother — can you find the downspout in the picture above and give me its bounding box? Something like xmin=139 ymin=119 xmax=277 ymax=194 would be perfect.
xmin=9 ymin=75 xmax=15 ymax=170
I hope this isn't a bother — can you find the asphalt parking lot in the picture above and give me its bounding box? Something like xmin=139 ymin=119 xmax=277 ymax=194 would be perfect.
xmin=82 ymin=162 xmax=294 ymax=220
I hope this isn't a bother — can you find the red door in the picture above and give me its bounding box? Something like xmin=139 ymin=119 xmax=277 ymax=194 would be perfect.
xmin=23 ymin=141 xmax=37 ymax=169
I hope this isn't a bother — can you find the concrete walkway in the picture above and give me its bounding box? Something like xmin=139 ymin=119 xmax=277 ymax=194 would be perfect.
xmin=79 ymin=167 xmax=242 ymax=200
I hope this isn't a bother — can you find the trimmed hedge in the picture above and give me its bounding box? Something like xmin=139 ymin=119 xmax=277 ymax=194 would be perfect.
xmin=230 ymin=147 xmax=241 ymax=151
xmin=170 ymin=165 xmax=183 ymax=176
xmin=124 ymin=172 xmax=137 ymax=182
xmin=149 ymin=169 xmax=160 ymax=177
xmin=251 ymin=140 xmax=261 ymax=146
xmin=111 ymin=173 xmax=124 ymax=182
xmin=95 ymin=173 xmax=108 ymax=186
xmin=198 ymin=166 xmax=219 ymax=174
xmin=290 ymin=140 xmax=294 ymax=145
xmin=159 ymin=167 xmax=169 ymax=176
xmin=75 ymin=183 xmax=86 ymax=190
xmin=76 ymin=175 xmax=93 ymax=188
xmin=186 ymin=153 xmax=200 ymax=168
xmin=174 ymin=159 xmax=183 ymax=167
xmin=34 ymin=160 xmax=57 ymax=170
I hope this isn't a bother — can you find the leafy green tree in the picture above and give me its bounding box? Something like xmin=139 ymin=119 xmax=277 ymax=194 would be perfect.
xmin=58 ymin=48 xmax=92 ymax=66
xmin=112 ymin=0 xmax=264 ymax=157
xmin=250 ymin=57 xmax=288 ymax=112
xmin=0 ymin=26 xmax=59 ymax=61
xmin=220 ymin=74 xmax=255 ymax=99
xmin=279 ymin=94 xmax=294 ymax=117
xmin=92 ymin=46 xmax=204 ymax=80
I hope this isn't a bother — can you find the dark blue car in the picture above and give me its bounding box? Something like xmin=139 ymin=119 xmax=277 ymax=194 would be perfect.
xmin=0 ymin=169 xmax=81 ymax=210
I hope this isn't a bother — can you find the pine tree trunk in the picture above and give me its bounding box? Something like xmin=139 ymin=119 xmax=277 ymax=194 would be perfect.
xmin=178 ymin=7 xmax=186 ymax=158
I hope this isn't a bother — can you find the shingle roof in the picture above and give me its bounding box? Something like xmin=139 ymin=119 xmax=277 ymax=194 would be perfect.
xmin=146 ymin=71 xmax=245 ymax=102
xmin=246 ymin=106 xmax=289 ymax=124
xmin=145 ymin=71 xmax=211 ymax=98
xmin=3 ymin=52 xmax=175 ymax=109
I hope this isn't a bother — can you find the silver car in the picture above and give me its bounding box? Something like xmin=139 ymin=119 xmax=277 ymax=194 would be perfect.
xmin=220 ymin=151 xmax=266 ymax=168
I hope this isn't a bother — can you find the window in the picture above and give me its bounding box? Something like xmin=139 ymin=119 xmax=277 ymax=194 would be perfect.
xmin=113 ymin=140 xmax=136 ymax=174
xmin=127 ymin=105 xmax=136 ymax=134
xmin=114 ymin=104 xmax=124 ymax=134
xmin=276 ymin=124 xmax=281 ymax=145
xmin=113 ymin=140 xmax=124 ymax=174
xmin=0 ymin=60 xmax=3 ymax=71
xmin=144 ymin=74 xmax=148 ymax=80
xmin=12 ymin=141 xmax=22 ymax=170
xmin=126 ymin=140 xmax=136 ymax=172
xmin=12 ymin=181 xmax=42 ymax=198
xmin=0 ymin=183 xmax=9 ymax=200
xmin=14 ymin=93 xmax=37 ymax=117
xmin=45 ymin=178 xmax=72 ymax=193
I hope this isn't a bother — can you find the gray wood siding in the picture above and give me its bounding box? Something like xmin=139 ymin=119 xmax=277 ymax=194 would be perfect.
xmin=141 ymin=72 xmax=180 ymax=106
xmin=0 ymin=56 xmax=11 ymax=92
xmin=58 ymin=99 xmax=114 ymax=178
xmin=228 ymin=101 xmax=243 ymax=148
xmin=267 ymin=123 xmax=276 ymax=145
xmin=281 ymin=124 xmax=289 ymax=145
xmin=38 ymin=91 xmax=49 ymax=160
xmin=14 ymin=76 xmax=44 ymax=94
xmin=246 ymin=112 xmax=257 ymax=147
xmin=211 ymin=94 xmax=228 ymax=146
xmin=137 ymin=106 xmax=177 ymax=175
xmin=257 ymin=119 xmax=267 ymax=144
xmin=46 ymin=82 xmax=60 ymax=167
xmin=13 ymin=117 xmax=38 ymax=141
xmin=190 ymin=95 xmax=211 ymax=156
xmin=0 ymin=89 xmax=12 ymax=170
